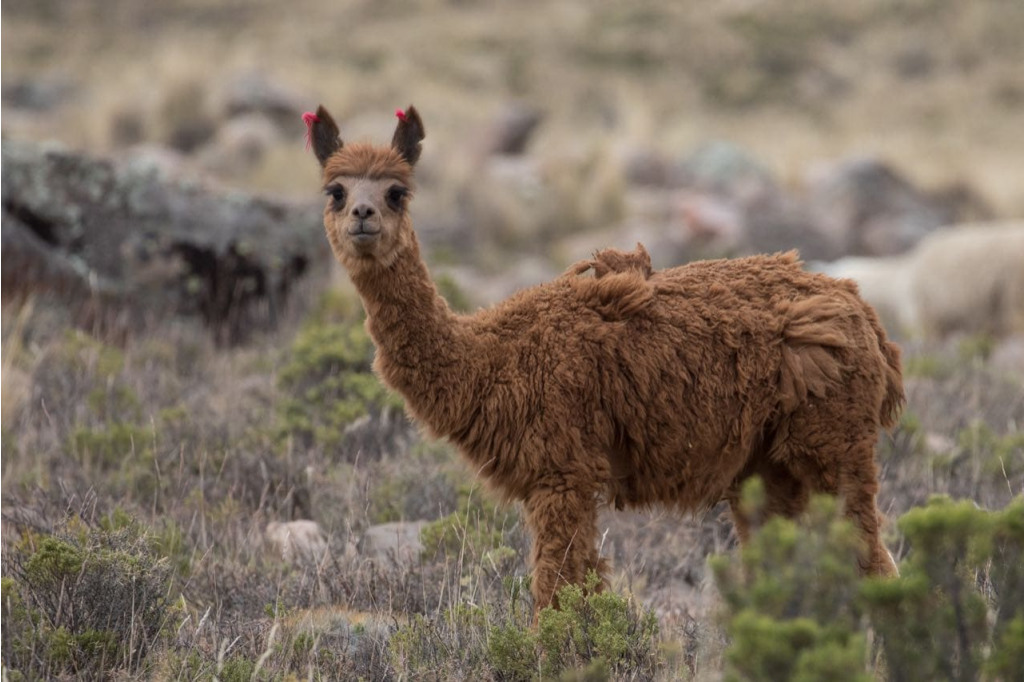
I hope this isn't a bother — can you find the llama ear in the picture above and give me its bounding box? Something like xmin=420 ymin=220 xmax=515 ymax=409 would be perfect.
xmin=306 ymin=105 xmax=343 ymax=167
xmin=392 ymin=105 xmax=425 ymax=166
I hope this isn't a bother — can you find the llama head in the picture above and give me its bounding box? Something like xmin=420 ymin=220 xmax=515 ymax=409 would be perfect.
xmin=306 ymin=105 xmax=425 ymax=270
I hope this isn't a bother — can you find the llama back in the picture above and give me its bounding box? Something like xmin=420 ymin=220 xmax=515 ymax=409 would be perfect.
xmin=579 ymin=248 xmax=904 ymax=428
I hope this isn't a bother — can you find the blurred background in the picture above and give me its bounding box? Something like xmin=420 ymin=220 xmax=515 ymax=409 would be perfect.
xmin=4 ymin=0 xmax=1023 ymax=317
xmin=3 ymin=2 xmax=1023 ymax=679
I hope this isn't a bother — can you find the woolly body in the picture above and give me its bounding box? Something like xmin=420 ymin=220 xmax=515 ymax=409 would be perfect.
xmin=374 ymin=247 xmax=898 ymax=505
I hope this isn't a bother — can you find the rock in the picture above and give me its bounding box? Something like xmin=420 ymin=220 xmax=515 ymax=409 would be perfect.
xmin=160 ymin=80 xmax=217 ymax=153
xmin=220 ymin=72 xmax=308 ymax=134
xmin=266 ymin=520 xmax=329 ymax=564
xmin=480 ymin=102 xmax=543 ymax=156
xmin=196 ymin=113 xmax=281 ymax=177
xmin=670 ymin=141 xmax=835 ymax=260
xmin=340 ymin=406 xmax=417 ymax=461
xmin=357 ymin=521 xmax=427 ymax=567
xmin=671 ymin=191 xmax=745 ymax=254
xmin=1 ymin=139 xmax=325 ymax=343
xmin=804 ymin=157 xmax=957 ymax=256
xmin=619 ymin=147 xmax=674 ymax=187
xmin=673 ymin=140 xmax=779 ymax=203
xmin=2 ymin=75 xmax=75 ymax=112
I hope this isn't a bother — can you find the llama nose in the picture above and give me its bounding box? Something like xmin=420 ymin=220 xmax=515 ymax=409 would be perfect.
xmin=352 ymin=203 xmax=376 ymax=219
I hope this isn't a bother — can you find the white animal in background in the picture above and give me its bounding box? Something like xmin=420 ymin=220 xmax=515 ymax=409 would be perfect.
xmin=818 ymin=222 xmax=1024 ymax=339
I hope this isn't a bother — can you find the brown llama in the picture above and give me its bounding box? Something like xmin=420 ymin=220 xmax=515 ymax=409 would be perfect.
xmin=304 ymin=104 xmax=904 ymax=618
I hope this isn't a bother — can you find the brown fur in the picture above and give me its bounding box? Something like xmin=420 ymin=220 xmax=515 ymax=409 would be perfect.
xmin=324 ymin=143 xmax=415 ymax=188
xmin=309 ymin=105 xmax=905 ymax=619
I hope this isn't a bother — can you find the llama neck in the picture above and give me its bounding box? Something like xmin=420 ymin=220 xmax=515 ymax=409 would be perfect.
xmin=348 ymin=237 xmax=477 ymax=437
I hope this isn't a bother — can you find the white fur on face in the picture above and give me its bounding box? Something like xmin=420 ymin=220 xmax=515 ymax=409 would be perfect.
xmin=323 ymin=175 xmax=412 ymax=269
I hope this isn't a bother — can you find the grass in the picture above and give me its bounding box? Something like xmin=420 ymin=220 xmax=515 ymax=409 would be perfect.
xmin=3 ymin=283 xmax=1022 ymax=679
xmin=2 ymin=2 xmax=1024 ymax=677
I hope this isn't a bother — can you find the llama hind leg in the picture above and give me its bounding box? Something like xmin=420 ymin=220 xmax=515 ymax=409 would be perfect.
xmin=780 ymin=434 xmax=898 ymax=578
xmin=838 ymin=440 xmax=899 ymax=577
xmin=726 ymin=458 xmax=811 ymax=541
xmin=524 ymin=484 xmax=602 ymax=620
xmin=727 ymin=450 xmax=896 ymax=577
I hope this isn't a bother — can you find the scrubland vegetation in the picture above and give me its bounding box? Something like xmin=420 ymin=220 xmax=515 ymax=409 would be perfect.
xmin=3 ymin=0 xmax=1024 ymax=679
xmin=3 ymin=288 xmax=1022 ymax=679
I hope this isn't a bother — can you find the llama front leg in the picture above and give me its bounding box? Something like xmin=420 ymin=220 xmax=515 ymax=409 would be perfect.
xmin=524 ymin=483 xmax=603 ymax=620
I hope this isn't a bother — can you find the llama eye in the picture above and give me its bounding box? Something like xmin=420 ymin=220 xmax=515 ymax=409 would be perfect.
xmin=386 ymin=186 xmax=408 ymax=210
xmin=326 ymin=187 xmax=346 ymax=206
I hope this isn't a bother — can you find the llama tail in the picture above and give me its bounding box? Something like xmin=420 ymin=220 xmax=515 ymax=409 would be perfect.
xmin=777 ymin=295 xmax=906 ymax=427
xmin=777 ymin=296 xmax=850 ymax=414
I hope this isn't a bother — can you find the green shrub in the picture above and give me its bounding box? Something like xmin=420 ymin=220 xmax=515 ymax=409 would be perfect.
xmin=1 ymin=517 xmax=173 ymax=679
xmin=86 ymin=383 xmax=141 ymax=422
xmin=534 ymin=572 xmax=661 ymax=680
xmin=388 ymin=572 xmax=660 ymax=680
xmin=711 ymin=483 xmax=868 ymax=682
xmin=862 ymin=495 xmax=1024 ymax=682
xmin=276 ymin=311 xmax=403 ymax=451
xmin=69 ymin=421 xmax=153 ymax=469
xmin=57 ymin=329 xmax=126 ymax=380
xmin=420 ymin=484 xmax=521 ymax=564
xmin=713 ymin=488 xmax=1024 ymax=682
xmin=435 ymin=272 xmax=473 ymax=313
xmin=487 ymin=621 xmax=538 ymax=681
xmin=956 ymin=420 xmax=1024 ymax=479
xmin=219 ymin=655 xmax=258 ymax=682
xmin=904 ymin=353 xmax=955 ymax=379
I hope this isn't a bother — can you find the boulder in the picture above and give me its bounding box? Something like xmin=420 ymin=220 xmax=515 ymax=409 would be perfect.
xmin=479 ymin=102 xmax=543 ymax=157
xmin=357 ymin=521 xmax=427 ymax=567
xmin=1 ymin=139 xmax=326 ymax=343
xmin=196 ymin=113 xmax=282 ymax=177
xmin=265 ymin=520 xmax=329 ymax=564
xmin=671 ymin=141 xmax=834 ymax=260
xmin=220 ymin=71 xmax=308 ymax=134
xmin=805 ymin=157 xmax=958 ymax=256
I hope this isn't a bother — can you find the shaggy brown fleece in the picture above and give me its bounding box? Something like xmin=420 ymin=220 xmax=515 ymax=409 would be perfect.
xmin=307 ymin=105 xmax=904 ymax=618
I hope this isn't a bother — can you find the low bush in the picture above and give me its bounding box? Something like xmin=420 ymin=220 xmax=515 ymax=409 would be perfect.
xmin=711 ymin=483 xmax=868 ymax=682
xmin=389 ymin=571 xmax=661 ymax=681
xmin=1 ymin=516 xmax=174 ymax=679
xmin=862 ymin=496 xmax=1024 ymax=681
xmin=276 ymin=298 xmax=405 ymax=455
xmin=712 ymin=484 xmax=1024 ymax=682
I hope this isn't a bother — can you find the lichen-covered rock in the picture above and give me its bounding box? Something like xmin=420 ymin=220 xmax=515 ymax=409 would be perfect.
xmin=671 ymin=141 xmax=834 ymax=261
xmin=1 ymin=139 xmax=326 ymax=343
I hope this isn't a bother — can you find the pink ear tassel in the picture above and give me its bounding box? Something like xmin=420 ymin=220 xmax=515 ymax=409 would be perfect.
xmin=302 ymin=111 xmax=320 ymax=150
xmin=395 ymin=108 xmax=408 ymax=122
